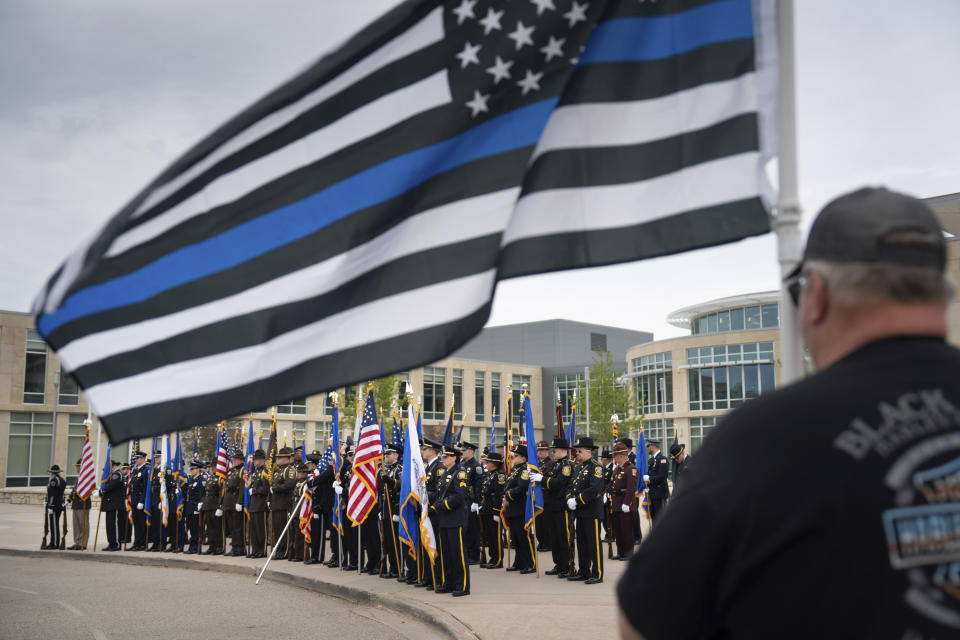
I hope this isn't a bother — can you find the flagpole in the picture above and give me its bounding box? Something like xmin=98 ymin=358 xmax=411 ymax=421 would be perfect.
xmin=256 ymin=491 xmax=308 ymax=585
xmin=774 ymin=0 xmax=803 ymax=385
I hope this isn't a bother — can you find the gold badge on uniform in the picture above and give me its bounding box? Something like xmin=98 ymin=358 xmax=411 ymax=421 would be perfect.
xmin=457 ymin=471 xmax=466 ymax=480
xmin=521 ymin=470 xmax=529 ymax=480
xmin=594 ymin=466 xmax=603 ymax=478
xmin=498 ymin=474 xmax=506 ymax=484
xmin=562 ymin=465 xmax=571 ymax=477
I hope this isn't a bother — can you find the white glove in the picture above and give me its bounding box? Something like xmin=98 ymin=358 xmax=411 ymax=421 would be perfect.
xmin=529 ymin=472 xmax=543 ymax=483
xmin=137 ymin=502 xmax=144 ymax=510
xmin=194 ymin=508 xmax=200 ymax=515
xmin=470 ymin=503 xmax=479 ymax=513
xmin=312 ymin=513 xmax=319 ymax=520
xmin=603 ymin=493 xmax=608 ymax=504
xmin=567 ymin=498 xmax=577 ymax=510
xmin=621 ymin=504 xmax=630 ymax=513
xmin=215 ymin=508 xmax=223 ymax=517
xmin=392 ymin=515 xmax=400 ymax=523
xmin=332 ymin=480 xmax=341 ymax=490
xmin=269 ymin=487 xmax=273 ymax=494
xmin=493 ymin=515 xmax=499 ymax=522
xmin=643 ymin=474 xmax=650 ymax=482
xmin=235 ymin=504 xmax=242 ymax=512
xmin=62 ymin=501 xmax=67 ymax=508
xmin=333 ymin=484 xmax=343 ymax=495
xmin=47 ymin=508 xmax=53 ymax=515
xmin=312 ymin=468 xmax=320 ymax=478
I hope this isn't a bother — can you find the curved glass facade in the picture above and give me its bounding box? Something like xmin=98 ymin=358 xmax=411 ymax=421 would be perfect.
xmin=690 ymin=303 xmax=779 ymax=335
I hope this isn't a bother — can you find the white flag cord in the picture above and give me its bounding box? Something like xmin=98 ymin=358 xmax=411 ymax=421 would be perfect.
xmin=774 ymin=0 xmax=804 ymax=385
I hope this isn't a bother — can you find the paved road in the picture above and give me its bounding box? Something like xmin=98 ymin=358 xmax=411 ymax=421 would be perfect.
xmin=0 ymin=555 xmax=441 ymax=640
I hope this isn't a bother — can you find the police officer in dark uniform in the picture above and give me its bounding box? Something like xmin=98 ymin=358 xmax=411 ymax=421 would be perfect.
xmin=418 ymin=439 xmax=443 ymax=588
xmin=378 ymin=443 xmax=403 ymax=578
xmin=129 ymin=451 xmax=149 ymax=550
xmin=600 ymin=448 xmax=614 ymax=541
xmin=183 ymin=461 xmax=205 ymax=553
xmin=645 ymin=440 xmax=669 ymax=522
xmin=479 ymin=451 xmax=506 ymax=569
xmin=99 ymin=459 xmax=124 ymax=551
xmin=456 ymin=441 xmax=483 ymax=564
xmin=535 ymin=440 xmax=554 ymax=552
xmin=669 ymin=442 xmax=690 ymax=495
xmin=334 ymin=445 xmax=358 ymax=570
xmin=308 ymin=451 xmax=338 ymax=566
xmin=118 ymin=462 xmax=131 ymax=545
xmin=43 ymin=464 xmax=66 ymax=549
xmin=429 ymin=445 xmax=471 ymax=596
xmin=502 ymin=444 xmax=535 ymax=574
xmin=223 ymin=449 xmax=245 ymax=556
xmin=534 ymin=437 xmax=573 ymax=576
xmin=566 ymin=436 xmax=604 ymax=584
xmin=247 ymin=449 xmax=269 ymax=558
xmin=201 ymin=459 xmax=223 ymax=554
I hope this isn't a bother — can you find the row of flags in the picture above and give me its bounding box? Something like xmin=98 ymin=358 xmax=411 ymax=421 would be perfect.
xmin=31 ymin=0 xmax=780 ymax=445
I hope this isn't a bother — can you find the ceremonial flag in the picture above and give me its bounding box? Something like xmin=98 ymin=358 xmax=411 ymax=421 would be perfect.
xmin=330 ymin=403 xmax=343 ymax=535
xmin=144 ymin=436 xmax=156 ymax=526
xmin=379 ymin=415 xmax=386 ymax=450
xmin=300 ymin=436 xmax=307 ymax=463
xmin=504 ymin=396 xmax=513 ymax=475
xmin=454 ymin=423 xmax=464 ymax=446
xmin=522 ymin=393 xmax=544 ymax=533
xmin=192 ymin=430 xmax=199 ymax=462
xmin=215 ymin=430 xmax=229 ymax=479
xmin=347 ymin=389 xmax=383 ymax=525
xmin=159 ymin=434 xmax=169 ymax=527
xmin=416 ymin=409 xmax=422 ymax=440
xmin=635 ymin=425 xmax=651 ymax=522
xmin=299 ymin=485 xmax=313 ymax=544
xmin=76 ymin=430 xmax=97 ymax=499
xmin=391 ymin=415 xmax=402 ymax=451
xmin=99 ymin=442 xmax=112 ymax=488
xmin=399 ymin=403 xmax=437 ymax=562
xmin=243 ymin=417 xmax=255 ymax=515
xmin=489 ymin=411 xmax=497 ymax=452
xmin=441 ymin=406 xmax=455 ymax=447
xmin=32 ymin=0 xmax=779 ymax=444
xmin=566 ymin=398 xmax=577 ymax=446
xmin=265 ymin=415 xmax=277 ymax=482
xmin=174 ymin=432 xmax=184 ymax=521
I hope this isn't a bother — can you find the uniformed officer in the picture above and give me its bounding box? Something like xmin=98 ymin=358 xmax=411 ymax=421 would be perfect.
xmin=302 ymin=452 xmax=323 ymax=565
xmin=535 ymin=440 xmax=553 ymax=552
xmin=118 ymin=462 xmax=131 ymax=545
xmin=645 ymin=439 xmax=669 ymax=522
xmin=43 ymin=464 xmax=66 ymax=549
xmin=378 ymin=443 xmax=403 ymax=578
xmin=502 ymin=444 xmax=535 ymax=574
xmin=148 ymin=450 xmax=165 ymax=551
xmin=129 ymin=451 xmax=149 ymax=550
xmin=609 ymin=442 xmax=638 ymax=560
xmin=247 ymin=449 xmax=269 ymax=558
xmin=183 ymin=461 xmax=205 ymax=553
xmin=478 ymin=451 xmax=506 ymax=569
xmin=309 ymin=451 xmax=339 ymax=566
xmin=600 ymin=448 xmax=614 ymax=542
xmin=531 ymin=437 xmax=574 ymax=577
xmin=223 ymin=449 xmax=245 ymax=556
xmin=566 ymin=436 xmax=604 ymax=584
xmin=290 ymin=463 xmax=309 ymax=562
xmin=99 ymin=459 xmax=124 ymax=551
xmin=333 ymin=445 xmax=358 ymax=570
xmin=417 ymin=439 xmax=443 ymax=588
xmin=201 ymin=458 xmax=223 ymax=555
xmin=456 ymin=441 xmax=483 ymax=564
xmin=670 ymin=442 xmax=691 ymax=495
xmin=67 ymin=458 xmax=92 ymax=550
xmin=271 ymin=446 xmax=298 ymax=559
xmin=429 ymin=445 xmax=471 ymax=596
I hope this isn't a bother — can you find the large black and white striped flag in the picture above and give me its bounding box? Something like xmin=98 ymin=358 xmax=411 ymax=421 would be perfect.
xmin=34 ymin=0 xmax=778 ymax=443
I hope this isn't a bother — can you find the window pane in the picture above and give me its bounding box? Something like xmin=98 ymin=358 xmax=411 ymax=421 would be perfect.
xmin=762 ymin=304 xmax=779 ymax=328
xmin=744 ymin=364 xmax=760 ymax=399
xmin=686 ymin=348 xmax=698 ymax=365
xmin=742 ymin=343 xmax=758 ymax=361
xmin=491 ymin=373 xmax=501 ymax=419
xmin=30 ymin=436 xmax=52 ymax=478
xmin=713 ymin=346 xmax=726 ymax=364
xmin=24 ymin=352 xmax=46 ymax=403
xmin=729 ymin=365 xmax=744 ymax=400
xmin=717 ymin=310 xmax=730 ymax=332
xmin=700 ymin=368 xmax=714 ymax=408
xmin=453 ymin=369 xmax=463 ymax=421
xmin=7 ymin=436 xmax=30 ymax=476
xmin=59 ymin=374 xmax=80 ymax=405
xmin=67 ymin=435 xmax=84 ymax=468
xmin=688 ymin=370 xmax=700 ymax=403
xmin=759 ymin=363 xmax=775 ymax=393
xmin=727 ymin=344 xmax=742 ymax=362
xmin=707 ymin=313 xmax=718 ymax=334
xmin=745 ymin=305 xmax=762 ymax=329
xmin=714 ymin=367 xmax=728 ymax=409
xmin=730 ymin=307 xmax=745 ymax=331
xmin=698 ymin=317 xmax=707 ymax=334
xmin=759 ymin=342 xmax=775 ymax=360
xmin=475 ymin=371 xmax=485 ymax=422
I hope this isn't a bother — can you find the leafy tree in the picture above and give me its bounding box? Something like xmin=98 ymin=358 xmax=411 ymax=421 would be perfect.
xmin=576 ymin=350 xmax=641 ymax=446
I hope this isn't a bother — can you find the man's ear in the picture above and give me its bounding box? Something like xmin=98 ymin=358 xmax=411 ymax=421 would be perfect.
xmin=804 ymin=271 xmax=829 ymax=326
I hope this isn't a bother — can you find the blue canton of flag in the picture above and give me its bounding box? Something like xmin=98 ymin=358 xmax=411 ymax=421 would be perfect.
xmin=392 ymin=416 xmax=402 ymax=450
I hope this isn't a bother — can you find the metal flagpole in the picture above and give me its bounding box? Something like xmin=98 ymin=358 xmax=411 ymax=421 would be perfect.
xmin=774 ymin=0 xmax=804 ymax=385
xmin=256 ymin=491 xmax=308 ymax=585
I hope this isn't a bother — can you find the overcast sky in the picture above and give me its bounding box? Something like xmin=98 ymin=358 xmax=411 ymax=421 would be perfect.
xmin=1 ymin=0 xmax=958 ymax=342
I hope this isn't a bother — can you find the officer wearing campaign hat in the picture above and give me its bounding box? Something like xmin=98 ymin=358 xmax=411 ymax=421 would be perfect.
xmin=43 ymin=464 xmax=66 ymax=549
xmin=479 ymin=451 xmax=506 ymax=569
xmin=609 ymin=442 xmax=638 ymax=560
xmin=502 ymin=444 xmax=535 ymax=574
xmin=566 ymin=436 xmax=604 ymax=584
xmin=223 ymin=447 xmax=246 ymax=556
xmin=645 ymin=439 xmax=669 ymax=522
xmin=271 ymin=446 xmax=298 ymax=559
xmin=669 ymin=442 xmax=690 ymax=494
xmin=246 ymin=449 xmax=269 ymax=558
xmin=531 ymin=436 xmax=574 ymax=576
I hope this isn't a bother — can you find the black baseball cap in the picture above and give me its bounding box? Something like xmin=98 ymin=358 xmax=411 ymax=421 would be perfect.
xmin=795 ymin=187 xmax=945 ymax=274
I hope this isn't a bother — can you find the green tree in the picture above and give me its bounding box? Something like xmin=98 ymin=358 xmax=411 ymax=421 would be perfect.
xmin=577 ymin=350 xmax=641 ymax=446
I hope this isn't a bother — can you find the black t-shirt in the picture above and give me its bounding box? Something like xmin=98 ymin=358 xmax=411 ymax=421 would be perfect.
xmin=617 ymin=337 xmax=960 ymax=639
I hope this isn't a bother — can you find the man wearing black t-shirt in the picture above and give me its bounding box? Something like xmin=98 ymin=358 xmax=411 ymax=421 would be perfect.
xmin=618 ymin=187 xmax=960 ymax=639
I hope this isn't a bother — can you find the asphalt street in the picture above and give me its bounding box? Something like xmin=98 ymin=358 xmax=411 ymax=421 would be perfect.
xmin=0 ymin=555 xmax=441 ymax=640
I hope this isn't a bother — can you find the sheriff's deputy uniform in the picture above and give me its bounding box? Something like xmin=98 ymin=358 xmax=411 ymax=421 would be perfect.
xmin=566 ymin=436 xmax=604 ymax=584
xmin=43 ymin=464 xmax=66 ymax=549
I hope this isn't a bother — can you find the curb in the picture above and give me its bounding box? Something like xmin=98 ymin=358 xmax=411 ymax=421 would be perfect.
xmin=0 ymin=548 xmax=478 ymax=640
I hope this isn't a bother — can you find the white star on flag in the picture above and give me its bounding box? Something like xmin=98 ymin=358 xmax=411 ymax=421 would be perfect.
xmin=465 ymin=90 xmax=490 ymax=117
xmin=540 ymin=35 xmax=565 ymax=62
xmin=516 ymin=69 xmax=543 ymax=95
xmin=563 ymin=1 xmax=589 ymax=28
xmin=452 ymin=0 xmax=477 ymax=25
xmin=456 ymin=41 xmax=482 ymax=68
xmin=507 ymin=21 xmax=535 ymax=51
xmin=479 ymin=7 xmax=504 ymax=35
xmin=485 ymin=56 xmax=514 ymax=85
xmin=529 ymin=0 xmax=556 ymax=16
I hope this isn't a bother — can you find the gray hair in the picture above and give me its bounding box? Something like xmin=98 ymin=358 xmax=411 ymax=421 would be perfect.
xmin=805 ymin=259 xmax=955 ymax=304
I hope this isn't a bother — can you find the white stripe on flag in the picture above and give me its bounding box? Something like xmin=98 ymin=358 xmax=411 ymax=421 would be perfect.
xmin=129 ymin=7 xmax=445 ymax=221
xmin=107 ymin=70 xmax=452 ymax=258
xmin=84 ymin=269 xmax=496 ymax=417
xmin=530 ymin=73 xmax=759 ymax=162
xmin=58 ymin=188 xmax=517 ymax=371
xmin=502 ymin=152 xmax=763 ymax=245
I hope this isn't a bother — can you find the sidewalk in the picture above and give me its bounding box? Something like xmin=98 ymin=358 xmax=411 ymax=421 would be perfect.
xmin=0 ymin=503 xmax=626 ymax=639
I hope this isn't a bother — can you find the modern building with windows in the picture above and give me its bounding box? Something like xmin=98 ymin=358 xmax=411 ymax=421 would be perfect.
xmin=624 ymin=292 xmax=781 ymax=454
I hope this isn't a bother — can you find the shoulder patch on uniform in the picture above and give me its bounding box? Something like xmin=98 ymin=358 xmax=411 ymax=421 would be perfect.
xmin=562 ymin=466 xmax=571 ymax=477
xmin=521 ymin=470 xmax=529 ymax=480
xmin=594 ymin=466 xmax=603 ymax=478
xmin=457 ymin=471 xmax=466 ymax=480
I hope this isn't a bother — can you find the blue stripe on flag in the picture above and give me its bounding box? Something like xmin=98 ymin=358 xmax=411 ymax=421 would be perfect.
xmin=38 ymin=98 xmax=559 ymax=335
xmin=579 ymin=0 xmax=754 ymax=66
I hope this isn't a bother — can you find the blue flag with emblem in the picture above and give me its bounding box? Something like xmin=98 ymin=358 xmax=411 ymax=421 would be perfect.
xmin=330 ymin=404 xmax=343 ymax=535
xmin=99 ymin=442 xmax=112 ymax=488
xmin=416 ymin=409 xmax=423 ymax=440
xmin=243 ymin=417 xmax=255 ymax=515
xmin=143 ymin=436 xmax=156 ymax=525
xmin=174 ymin=432 xmax=184 ymax=522
xmin=523 ymin=393 xmax=544 ymax=533
xmin=489 ymin=412 xmax=497 ymax=452
xmin=635 ymin=425 xmax=650 ymax=521
xmin=441 ymin=406 xmax=455 ymax=447
xmin=300 ymin=436 xmax=307 ymax=464
xmin=566 ymin=399 xmax=577 ymax=446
